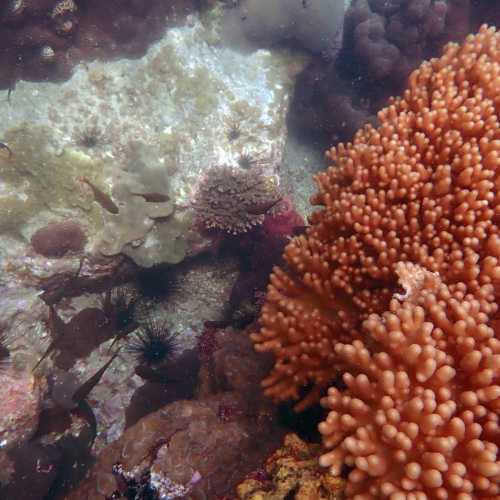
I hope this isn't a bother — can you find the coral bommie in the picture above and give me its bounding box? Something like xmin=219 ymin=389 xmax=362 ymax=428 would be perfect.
xmin=252 ymin=25 xmax=500 ymax=497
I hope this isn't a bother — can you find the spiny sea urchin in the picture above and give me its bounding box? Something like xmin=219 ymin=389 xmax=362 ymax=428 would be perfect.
xmin=135 ymin=264 xmax=178 ymax=303
xmin=105 ymin=286 xmax=138 ymax=332
xmin=125 ymin=317 xmax=178 ymax=366
xmin=0 ymin=330 xmax=11 ymax=372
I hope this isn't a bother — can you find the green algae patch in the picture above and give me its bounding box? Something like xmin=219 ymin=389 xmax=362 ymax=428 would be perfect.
xmin=0 ymin=196 xmax=37 ymax=237
xmin=0 ymin=125 xmax=103 ymax=238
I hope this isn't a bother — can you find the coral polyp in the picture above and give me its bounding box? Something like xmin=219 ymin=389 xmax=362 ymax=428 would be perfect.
xmin=126 ymin=317 xmax=178 ymax=366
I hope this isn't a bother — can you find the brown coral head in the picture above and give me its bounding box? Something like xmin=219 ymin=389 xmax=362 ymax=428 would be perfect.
xmin=31 ymin=220 xmax=87 ymax=258
xmin=193 ymin=165 xmax=281 ymax=235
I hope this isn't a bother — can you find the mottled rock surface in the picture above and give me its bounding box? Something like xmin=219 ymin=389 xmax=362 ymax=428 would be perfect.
xmin=237 ymin=433 xmax=344 ymax=500
xmin=0 ymin=368 xmax=44 ymax=450
xmin=67 ymin=394 xmax=282 ymax=499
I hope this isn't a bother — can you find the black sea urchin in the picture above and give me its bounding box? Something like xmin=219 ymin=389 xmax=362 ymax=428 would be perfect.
xmin=125 ymin=317 xmax=178 ymax=366
xmin=106 ymin=287 xmax=138 ymax=333
xmin=0 ymin=330 xmax=11 ymax=372
xmin=135 ymin=264 xmax=178 ymax=303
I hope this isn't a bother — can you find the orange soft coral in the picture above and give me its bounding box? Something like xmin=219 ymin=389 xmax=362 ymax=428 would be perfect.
xmin=319 ymin=262 xmax=499 ymax=498
xmin=251 ymin=24 xmax=500 ymax=412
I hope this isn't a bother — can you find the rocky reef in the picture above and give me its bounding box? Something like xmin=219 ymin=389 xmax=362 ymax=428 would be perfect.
xmin=0 ymin=0 xmax=198 ymax=90
xmin=0 ymin=3 xmax=311 ymax=497
xmin=1 ymin=3 xmax=499 ymax=500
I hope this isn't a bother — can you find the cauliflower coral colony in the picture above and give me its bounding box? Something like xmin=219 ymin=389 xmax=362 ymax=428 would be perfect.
xmin=251 ymin=25 xmax=500 ymax=499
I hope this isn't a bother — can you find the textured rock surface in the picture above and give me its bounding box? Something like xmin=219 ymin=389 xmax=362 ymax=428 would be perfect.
xmin=0 ymin=3 xmax=332 ymax=497
xmin=0 ymin=7 xmax=301 ymax=458
xmin=237 ymin=433 xmax=345 ymax=500
xmin=0 ymin=368 xmax=44 ymax=451
xmin=0 ymin=9 xmax=298 ymax=270
xmin=0 ymin=0 xmax=197 ymax=90
xmin=0 ymin=403 xmax=96 ymax=500
xmin=67 ymin=326 xmax=284 ymax=498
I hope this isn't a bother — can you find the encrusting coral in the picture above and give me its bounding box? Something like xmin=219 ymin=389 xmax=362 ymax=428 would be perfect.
xmin=91 ymin=143 xmax=189 ymax=267
xmin=251 ymin=24 xmax=500 ymax=496
xmin=237 ymin=433 xmax=344 ymax=500
xmin=31 ymin=221 xmax=87 ymax=258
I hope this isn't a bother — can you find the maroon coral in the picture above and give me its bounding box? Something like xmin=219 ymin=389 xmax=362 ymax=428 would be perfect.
xmin=0 ymin=0 xmax=197 ymax=89
xmin=289 ymin=0 xmax=486 ymax=146
xmin=31 ymin=220 xmax=87 ymax=257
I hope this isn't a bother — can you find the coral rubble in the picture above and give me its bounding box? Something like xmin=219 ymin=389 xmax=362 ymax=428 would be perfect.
xmin=237 ymin=433 xmax=344 ymax=500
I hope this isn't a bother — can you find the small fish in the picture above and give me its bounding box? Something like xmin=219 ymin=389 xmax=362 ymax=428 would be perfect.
xmin=72 ymin=350 xmax=120 ymax=405
xmin=0 ymin=142 xmax=13 ymax=159
xmin=247 ymin=197 xmax=282 ymax=215
xmin=79 ymin=177 xmax=119 ymax=214
xmin=130 ymin=192 xmax=170 ymax=203
xmin=33 ymin=306 xmax=66 ymax=371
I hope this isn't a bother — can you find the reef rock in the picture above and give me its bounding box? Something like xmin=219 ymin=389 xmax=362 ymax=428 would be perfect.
xmin=0 ymin=8 xmax=300 ymax=275
xmin=0 ymin=368 xmax=44 ymax=451
xmin=66 ymin=394 xmax=282 ymax=499
xmin=237 ymin=433 xmax=345 ymax=500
